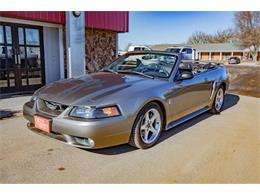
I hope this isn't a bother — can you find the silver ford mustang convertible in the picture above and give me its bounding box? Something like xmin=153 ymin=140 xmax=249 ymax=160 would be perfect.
xmin=23 ymin=51 xmax=229 ymax=149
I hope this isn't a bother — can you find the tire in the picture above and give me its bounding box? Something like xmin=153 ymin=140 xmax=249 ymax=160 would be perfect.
xmin=129 ymin=102 xmax=164 ymax=149
xmin=211 ymin=85 xmax=225 ymax=114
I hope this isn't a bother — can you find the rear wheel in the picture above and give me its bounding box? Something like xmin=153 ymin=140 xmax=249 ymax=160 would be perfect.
xmin=211 ymin=86 xmax=225 ymax=114
xmin=129 ymin=102 xmax=164 ymax=149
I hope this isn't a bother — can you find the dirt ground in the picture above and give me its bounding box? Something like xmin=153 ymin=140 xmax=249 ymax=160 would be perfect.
xmin=0 ymin=94 xmax=259 ymax=183
xmin=226 ymin=65 xmax=260 ymax=98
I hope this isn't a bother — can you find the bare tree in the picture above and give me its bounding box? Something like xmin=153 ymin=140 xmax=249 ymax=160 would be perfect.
xmin=187 ymin=31 xmax=212 ymax=44
xmin=213 ymin=28 xmax=236 ymax=43
xmin=187 ymin=29 xmax=236 ymax=44
xmin=235 ymin=11 xmax=260 ymax=61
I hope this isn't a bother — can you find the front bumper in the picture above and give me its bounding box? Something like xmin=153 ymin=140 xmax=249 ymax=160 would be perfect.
xmin=23 ymin=101 xmax=132 ymax=149
xmin=27 ymin=122 xmax=96 ymax=148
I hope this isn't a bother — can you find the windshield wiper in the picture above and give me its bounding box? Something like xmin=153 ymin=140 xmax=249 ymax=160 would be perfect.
xmin=117 ymin=70 xmax=154 ymax=79
xmin=99 ymin=69 xmax=118 ymax=74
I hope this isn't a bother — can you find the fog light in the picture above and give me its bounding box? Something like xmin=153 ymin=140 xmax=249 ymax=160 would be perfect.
xmin=75 ymin=137 xmax=95 ymax=148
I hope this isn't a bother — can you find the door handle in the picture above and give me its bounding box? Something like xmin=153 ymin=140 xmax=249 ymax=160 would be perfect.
xmin=18 ymin=54 xmax=21 ymax=64
xmin=14 ymin=54 xmax=18 ymax=64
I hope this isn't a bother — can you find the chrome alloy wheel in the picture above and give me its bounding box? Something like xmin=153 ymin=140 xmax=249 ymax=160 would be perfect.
xmin=140 ymin=108 xmax=162 ymax=144
xmin=215 ymin=88 xmax=224 ymax=111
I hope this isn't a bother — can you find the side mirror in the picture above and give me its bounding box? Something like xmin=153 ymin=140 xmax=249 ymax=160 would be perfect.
xmin=177 ymin=71 xmax=194 ymax=80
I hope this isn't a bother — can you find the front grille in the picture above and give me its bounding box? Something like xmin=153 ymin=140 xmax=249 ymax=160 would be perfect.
xmin=37 ymin=99 xmax=68 ymax=116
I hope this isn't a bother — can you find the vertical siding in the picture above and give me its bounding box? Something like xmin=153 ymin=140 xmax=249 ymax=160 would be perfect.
xmin=0 ymin=11 xmax=65 ymax=24
xmin=201 ymin=52 xmax=209 ymax=60
xmin=211 ymin=52 xmax=221 ymax=60
xmin=0 ymin=11 xmax=129 ymax=32
xmin=86 ymin=11 xmax=129 ymax=32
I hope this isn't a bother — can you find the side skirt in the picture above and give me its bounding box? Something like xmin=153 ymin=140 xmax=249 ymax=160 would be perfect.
xmin=165 ymin=106 xmax=210 ymax=131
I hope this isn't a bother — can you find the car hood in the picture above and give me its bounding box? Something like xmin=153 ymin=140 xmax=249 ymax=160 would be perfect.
xmin=37 ymin=72 xmax=153 ymax=106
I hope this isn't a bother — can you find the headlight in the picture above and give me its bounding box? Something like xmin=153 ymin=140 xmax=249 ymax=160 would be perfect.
xmin=69 ymin=106 xmax=121 ymax=119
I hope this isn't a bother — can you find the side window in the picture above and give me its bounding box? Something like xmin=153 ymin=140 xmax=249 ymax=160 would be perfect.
xmin=181 ymin=48 xmax=187 ymax=53
xmin=186 ymin=48 xmax=192 ymax=54
xmin=134 ymin=47 xmax=141 ymax=51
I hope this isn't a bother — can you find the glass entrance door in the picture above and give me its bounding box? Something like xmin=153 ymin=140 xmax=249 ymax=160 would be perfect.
xmin=0 ymin=22 xmax=45 ymax=94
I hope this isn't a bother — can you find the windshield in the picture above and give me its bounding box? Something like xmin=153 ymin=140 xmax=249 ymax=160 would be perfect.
xmin=102 ymin=53 xmax=178 ymax=78
xmin=166 ymin=48 xmax=181 ymax=53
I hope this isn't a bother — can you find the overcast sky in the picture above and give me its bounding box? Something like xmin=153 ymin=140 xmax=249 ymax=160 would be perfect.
xmin=118 ymin=11 xmax=235 ymax=50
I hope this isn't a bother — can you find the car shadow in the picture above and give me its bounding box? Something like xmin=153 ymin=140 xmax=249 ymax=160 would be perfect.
xmin=86 ymin=94 xmax=240 ymax=155
xmin=0 ymin=109 xmax=21 ymax=119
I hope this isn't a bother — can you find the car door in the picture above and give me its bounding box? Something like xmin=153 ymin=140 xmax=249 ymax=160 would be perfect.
xmin=170 ymin=65 xmax=212 ymax=120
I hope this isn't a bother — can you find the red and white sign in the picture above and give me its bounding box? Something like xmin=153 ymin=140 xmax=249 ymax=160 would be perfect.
xmin=34 ymin=115 xmax=50 ymax=133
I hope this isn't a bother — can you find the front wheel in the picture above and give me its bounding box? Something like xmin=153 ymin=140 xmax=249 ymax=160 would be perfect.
xmin=129 ymin=102 xmax=164 ymax=149
xmin=211 ymin=86 xmax=225 ymax=114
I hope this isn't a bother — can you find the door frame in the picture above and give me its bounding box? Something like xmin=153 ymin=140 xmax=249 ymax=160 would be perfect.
xmin=0 ymin=22 xmax=45 ymax=94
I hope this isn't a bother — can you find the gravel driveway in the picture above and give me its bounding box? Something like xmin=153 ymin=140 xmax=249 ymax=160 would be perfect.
xmin=227 ymin=65 xmax=260 ymax=98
